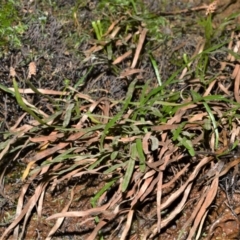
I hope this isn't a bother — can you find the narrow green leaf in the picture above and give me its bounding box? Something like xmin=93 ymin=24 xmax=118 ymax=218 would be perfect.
xmin=203 ymin=95 xmax=228 ymax=101
xmin=63 ymin=103 xmax=74 ymax=127
xmin=0 ymin=83 xmax=14 ymax=95
xmin=203 ymin=102 xmax=219 ymax=149
xmin=13 ymin=78 xmax=46 ymax=125
xmin=92 ymin=21 xmax=101 ymax=40
xmin=110 ymin=151 xmax=118 ymax=160
xmin=136 ymin=138 xmax=145 ymax=172
xmin=122 ymin=143 xmax=137 ymax=192
xmin=0 ymin=139 xmax=12 ymax=151
xmin=172 ymin=122 xmax=186 ymax=141
xmin=190 ymin=90 xmax=202 ymax=102
xmin=185 ymin=139 xmax=195 ymax=157
xmin=131 ymin=142 xmax=138 ymax=158
xmin=88 ymin=153 xmax=109 ymax=170
xmin=100 ymin=79 xmax=137 ymax=150
xmin=149 ymin=53 xmax=162 ymax=86
xmin=122 ymin=159 xmax=135 ymax=192
xmin=104 ymin=162 xmax=127 ymax=174
xmin=91 ymin=178 xmax=117 ymax=207
xmin=43 ymin=148 xmax=76 ymax=165
xmin=178 ymin=136 xmax=195 ymax=157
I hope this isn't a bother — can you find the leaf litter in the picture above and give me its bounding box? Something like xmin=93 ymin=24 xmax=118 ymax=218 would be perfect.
xmin=1 ymin=0 xmax=240 ymax=239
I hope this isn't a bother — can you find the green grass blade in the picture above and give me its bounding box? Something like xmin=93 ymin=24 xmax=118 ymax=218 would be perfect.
xmin=63 ymin=103 xmax=74 ymax=127
xmin=178 ymin=136 xmax=195 ymax=157
xmin=122 ymin=143 xmax=137 ymax=192
xmin=100 ymin=79 xmax=138 ymax=150
xmin=136 ymin=138 xmax=145 ymax=172
xmin=110 ymin=151 xmax=118 ymax=160
xmin=104 ymin=162 xmax=127 ymax=174
xmin=122 ymin=159 xmax=135 ymax=192
xmin=91 ymin=178 xmax=117 ymax=207
xmin=0 ymin=83 xmax=15 ymax=95
xmin=88 ymin=153 xmax=109 ymax=170
xmin=13 ymin=78 xmax=46 ymax=125
xmin=203 ymin=102 xmax=219 ymax=149
xmin=149 ymin=53 xmax=162 ymax=86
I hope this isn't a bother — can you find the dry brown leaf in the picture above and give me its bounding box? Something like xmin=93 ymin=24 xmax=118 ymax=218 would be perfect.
xmin=232 ymin=64 xmax=240 ymax=79
xmin=146 ymin=156 xmax=213 ymax=234
xmin=159 ymin=149 xmax=178 ymax=171
xmin=234 ymin=66 xmax=240 ymax=102
xmin=219 ymin=157 xmax=240 ymax=177
xmin=162 ymin=163 xmax=190 ymax=189
xmin=8 ymin=87 xmax=68 ymax=95
xmin=29 ymin=133 xmax=65 ymax=143
xmin=161 ymin=156 xmax=212 ymax=211
xmin=188 ymin=112 xmax=208 ymax=122
xmin=152 ymin=122 xmax=205 ymax=132
xmin=37 ymin=167 xmax=50 ymax=217
xmin=203 ymin=79 xmax=217 ymax=96
xmin=105 ymin=135 xmax=141 ymax=143
xmin=158 ymin=139 xmax=171 ymax=160
xmin=23 ymin=142 xmax=69 ymax=166
xmin=47 ymin=202 xmax=113 ymax=220
xmin=120 ymin=68 xmax=145 ymax=78
xmin=86 ymin=220 xmax=109 ymax=240
xmin=120 ymin=210 xmax=134 ymax=240
xmin=147 ymin=183 xmax=193 ymax=239
xmin=151 ymin=124 xmax=179 ymax=131
xmin=19 ymin=183 xmax=48 ymax=239
xmin=9 ymin=113 xmax=27 ymax=131
xmin=27 ymin=61 xmax=37 ymax=79
xmin=13 ymin=171 xmax=39 ymax=239
xmin=1 ymin=181 xmax=47 ymax=240
xmin=101 ymin=100 xmax=110 ymax=124
xmin=116 ymin=33 xmax=132 ymax=46
xmin=46 ymin=187 xmax=75 ymax=239
xmin=187 ymin=177 xmax=218 ymax=239
xmin=109 ymin=26 xmax=121 ymax=39
xmin=142 ymin=132 xmax=151 ymax=155
xmin=126 ymin=172 xmax=143 ymax=199
xmin=218 ymin=81 xmax=231 ymax=95
xmin=230 ymin=123 xmax=240 ymax=144
xmin=9 ymin=66 xmax=17 ymax=78
xmin=103 ymin=18 xmax=124 ymax=37
xmin=140 ymin=176 xmax=159 ymax=202
xmin=181 ymin=188 xmax=207 ymax=237
xmin=131 ymin=28 xmax=148 ymax=68
xmin=113 ymin=50 xmax=132 ymax=65
xmin=157 ymin=172 xmax=163 ymax=232
xmin=131 ymin=173 xmax=154 ymax=207
xmin=76 ymin=100 xmax=102 ymax=126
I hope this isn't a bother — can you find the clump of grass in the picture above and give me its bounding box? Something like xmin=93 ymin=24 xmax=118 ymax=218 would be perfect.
xmin=0 ymin=0 xmax=26 ymax=51
xmin=1 ymin=1 xmax=240 ymax=239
